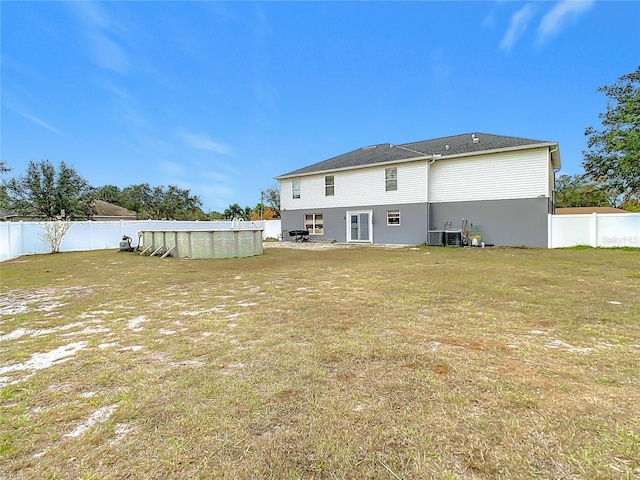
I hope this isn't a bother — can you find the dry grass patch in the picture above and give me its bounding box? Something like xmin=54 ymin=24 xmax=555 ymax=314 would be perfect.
xmin=1 ymin=246 xmax=639 ymax=479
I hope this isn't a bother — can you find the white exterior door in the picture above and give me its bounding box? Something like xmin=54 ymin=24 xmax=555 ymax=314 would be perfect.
xmin=346 ymin=210 xmax=373 ymax=243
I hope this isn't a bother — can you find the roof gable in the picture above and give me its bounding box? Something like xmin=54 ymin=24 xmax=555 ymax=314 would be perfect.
xmin=277 ymin=132 xmax=558 ymax=178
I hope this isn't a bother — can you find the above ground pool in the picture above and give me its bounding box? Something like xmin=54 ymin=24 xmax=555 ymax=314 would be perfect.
xmin=140 ymin=228 xmax=263 ymax=259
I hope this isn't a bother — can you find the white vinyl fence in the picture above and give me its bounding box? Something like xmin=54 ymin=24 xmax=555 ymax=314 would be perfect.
xmin=548 ymin=213 xmax=640 ymax=248
xmin=2 ymin=215 xmax=637 ymax=261
xmin=0 ymin=219 xmax=282 ymax=262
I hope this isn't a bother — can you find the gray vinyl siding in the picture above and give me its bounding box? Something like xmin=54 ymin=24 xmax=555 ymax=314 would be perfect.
xmin=282 ymin=198 xmax=549 ymax=247
xmin=429 ymin=198 xmax=549 ymax=247
xmin=373 ymin=203 xmax=427 ymax=244
xmin=281 ymin=203 xmax=428 ymax=245
xmin=282 ymin=198 xmax=549 ymax=248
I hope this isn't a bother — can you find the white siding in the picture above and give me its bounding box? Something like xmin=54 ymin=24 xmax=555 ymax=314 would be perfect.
xmin=281 ymin=161 xmax=427 ymax=210
xmin=429 ymin=147 xmax=551 ymax=203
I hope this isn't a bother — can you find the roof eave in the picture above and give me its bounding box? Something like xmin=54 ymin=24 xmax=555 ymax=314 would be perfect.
xmin=276 ymin=142 xmax=560 ymax=180
xmin=275 ymin=155 xmax=432 ymax=180
xmin=442 ymin=142 xmax=561 ymax=169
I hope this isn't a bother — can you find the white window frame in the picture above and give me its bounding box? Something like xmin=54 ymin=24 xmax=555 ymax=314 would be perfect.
xmin=346 ymin=210 xmax=373 ymax=243
xmin=292 ymin=179 xmax=301 ymax=199
xmin=387 ymin=210 xmax=400 ymax=226
xmin=304 ymin=213 xmax=324 ymax=235
xmin=325 ymin=175 xmax=335 ymax=196
xmin=385 ymin=167 xmax=397 ymax=192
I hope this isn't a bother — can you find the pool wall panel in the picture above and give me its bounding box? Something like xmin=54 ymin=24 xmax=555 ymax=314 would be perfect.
xmin=141 ymin=229 xmax=263 ymax=259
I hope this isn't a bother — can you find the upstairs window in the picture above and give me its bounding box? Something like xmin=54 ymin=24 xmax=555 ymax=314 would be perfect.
xmin=385 ymin=167 xmax=397 ymax=191
xmin=325 ymin=175 xmax=335 ymax=196
xmin=292 ymin=179 xmax=301 ymax=199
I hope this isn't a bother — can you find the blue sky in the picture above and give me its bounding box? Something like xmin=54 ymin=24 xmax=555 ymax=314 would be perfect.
xmin=2 ymin=1 xmax=638 ymax=213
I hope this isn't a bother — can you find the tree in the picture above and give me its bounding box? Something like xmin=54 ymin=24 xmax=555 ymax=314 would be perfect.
xmin=3 ymin=160 xmax=95 ymax=219
xmin=583 ymin=66 xmax=640 ymax=209
xmin=94 ymin=185 xmax=123 ymax=205
xmin=158 ymin=185 xmax=205 ymax=220
xmin=264 ymin=184 xmax=280 ymax=217
xmin=115 ymin=183 xmax=204 ymax=220
xmin=0 ymin=162 xmax=10 ymax=210
xmin=555 ymin=174 xmax=612 ymax=208
xmin=0 ymin=185 xmax=9 ymax=211
xmin=37 ymin=221 xmax=72 ymax=253
xmin=55 ymin=162 xmax=96 ymax=219
xmin=223 ymin=203 xmax=251 ymax=220
xmin=250 ymin=205 xmax=277 ymax=220
xmin=119 ymin=183 xmax=153 ymax=216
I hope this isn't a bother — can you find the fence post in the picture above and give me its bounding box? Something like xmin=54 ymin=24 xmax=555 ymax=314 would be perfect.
xmin=590 ymin=212 xmax=598 ymax=247
xmin=20 ymin=221 xmax=25 ymax=256
xmin=3 ymin=222 xmax=11 ymax=261
xmin=8 ymin=221 xmax=12 ymax=260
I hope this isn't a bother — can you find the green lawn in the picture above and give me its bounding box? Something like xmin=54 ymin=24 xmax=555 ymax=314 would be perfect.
xmin=1 ymin=245 xmax=639 ymax=479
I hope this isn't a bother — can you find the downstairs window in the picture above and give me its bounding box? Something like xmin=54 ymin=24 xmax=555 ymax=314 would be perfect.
xmin=304 ymin=213 xmax=324 ymax=235
xmin=387 ymin=210 xmax=400 ymax=226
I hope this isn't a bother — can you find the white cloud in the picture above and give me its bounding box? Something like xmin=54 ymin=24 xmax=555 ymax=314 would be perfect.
xmin=171 ymin=179 xmax=237 ymax=213
xmin=482 ymin=13 xmax=496 ymax=29
xmin=13 ymin=108 xmax=64 ymax=135
xmin=537 ymin=0 xmax=595 ymax=45
xmin=68 ymin=2 xmax=130 ymax=74
xmin=430 ymin=49 xmax=453 ymax=80
xmin=71 ymin=2 xmax=113 ymax=31
xmin=88 ymin=33 xmax=129 ymax=74
xmin=100 ymin=81 xmax=132 ymax=101
xmin=180 ymin=133 xmax=232 ymax=155
xmin=160 ymin=161 xmax=184 ymax=177
xmin=251 ymin=5 xmax=271 ymax=44
xmin=200 ymin=183 xmax=236 ymax=199
xmin=200 ymin=170 xmax=233 ymax=183
xmin=500 ymin=4 xmax=535 ymax=52
xmin=119 ymin=105 xmax=148 ymax=129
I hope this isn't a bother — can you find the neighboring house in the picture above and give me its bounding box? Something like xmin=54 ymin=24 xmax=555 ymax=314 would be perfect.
xmin=276 ymin=132 xmax=561 ymax=247
xmin=0 ymin=209 xmax=14 ymax=222
xmin=0 ymin=200 xmax=137 ymax=222
xmin=555 ymin=207 xmax=630 ymax=215
xmin=93 ymin=200 xmax=137 ymax=221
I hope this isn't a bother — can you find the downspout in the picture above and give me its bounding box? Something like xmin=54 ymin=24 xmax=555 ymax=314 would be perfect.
xmin=549 ymin=145 xmax=559 ymax=215
xmin=389 ymin=144 xmax=441 ymax=245
xmin=549 ymin=145 xmax=560 ymax=248
xmin=427 ymin=155 xmax=440 ymax=245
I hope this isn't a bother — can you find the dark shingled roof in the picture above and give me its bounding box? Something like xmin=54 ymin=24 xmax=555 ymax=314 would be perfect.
xmin=277 ymin=132 xmax=557 ymax=178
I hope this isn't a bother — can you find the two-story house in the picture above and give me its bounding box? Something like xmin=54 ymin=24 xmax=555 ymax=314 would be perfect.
xmin=276 ymin=133 xmax=561 ymax=247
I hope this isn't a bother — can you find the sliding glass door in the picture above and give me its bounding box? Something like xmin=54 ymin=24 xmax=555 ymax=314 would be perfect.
xmin=347 ymin=211 xmax=373 ymax=243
